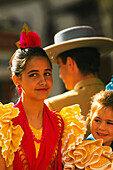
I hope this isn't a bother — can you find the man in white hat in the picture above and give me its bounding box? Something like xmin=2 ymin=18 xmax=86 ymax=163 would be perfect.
xmin=44 ymin=26 xmax=113 ymax=136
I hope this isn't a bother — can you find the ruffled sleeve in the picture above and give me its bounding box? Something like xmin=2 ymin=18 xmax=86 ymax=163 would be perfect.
xmin=0 ymin=102 xmax=24 ymax=167
xmin=59 ymin=104 xmax=86 ymax=160
xmin=59 ymin=104 xmax=113 ymax=170
xmin=64 ymin=139 xmax=113 ymax=170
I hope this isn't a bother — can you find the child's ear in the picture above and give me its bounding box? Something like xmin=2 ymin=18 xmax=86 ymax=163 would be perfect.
xmin=12 ymin=75 xmax=21 ymax=86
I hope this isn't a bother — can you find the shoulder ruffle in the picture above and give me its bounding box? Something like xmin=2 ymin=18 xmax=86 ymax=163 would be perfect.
xmin=59 ymin=104 xmax=113 ymax=170
xmin=0 ymin=102 xmax=24 ymax=167
xmin=59 ymin=104 xmax=86 ymax=157
xmin=64 ymin=139 xmax=113 ymax=170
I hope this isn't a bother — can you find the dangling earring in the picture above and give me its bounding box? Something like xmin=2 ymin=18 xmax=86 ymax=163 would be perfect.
xmin=17 ymin=85 xmax=22 ymax=95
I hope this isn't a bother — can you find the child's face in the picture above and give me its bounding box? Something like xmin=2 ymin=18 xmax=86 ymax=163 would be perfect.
xmin=16 ymin=56 xmax=53 ymax=101
xmin=91 ymin=107 xmax=113 ymax=146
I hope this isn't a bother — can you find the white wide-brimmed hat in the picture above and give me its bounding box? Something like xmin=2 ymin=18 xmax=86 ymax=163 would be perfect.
xmin=44 ymin=26 xmax=113 ymax=64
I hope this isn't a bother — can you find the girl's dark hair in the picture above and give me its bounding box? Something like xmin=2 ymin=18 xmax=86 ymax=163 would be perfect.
xmin=58 ymin=47 xmax=100 ymax=75
xmin=10 ymin=47 xmax=52 ymax=77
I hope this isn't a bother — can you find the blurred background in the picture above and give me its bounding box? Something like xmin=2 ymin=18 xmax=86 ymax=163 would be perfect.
xmin=0 ymin=0 xmax=113 ymax=103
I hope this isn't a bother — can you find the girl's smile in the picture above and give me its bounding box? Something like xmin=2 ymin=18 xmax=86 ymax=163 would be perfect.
xmin=36 ymin=88 xmax=48 ymax=91
xmin=91 ymin=107 xmax=113 ymax=146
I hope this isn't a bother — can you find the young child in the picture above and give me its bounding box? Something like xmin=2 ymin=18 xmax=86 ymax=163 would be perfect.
xmin=86 ymin=89 xmax=113 ymax=149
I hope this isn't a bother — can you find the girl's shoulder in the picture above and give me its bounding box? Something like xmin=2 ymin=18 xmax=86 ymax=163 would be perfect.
xmin=0 ymin=102 xmax=24 ymax=168
xmin=59 ymin=104 xmax=86 ymax=153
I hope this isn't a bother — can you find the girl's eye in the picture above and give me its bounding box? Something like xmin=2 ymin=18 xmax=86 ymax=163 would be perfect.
xmin=107 ymin=122 xmax=113 ymax=125
xmin=94 ymin=119 xmax=100 ymax=123
xmin=29 ymin=73 xmax=37 ymax=77
xmin=44 ymin=72 xmax=52 ymax=76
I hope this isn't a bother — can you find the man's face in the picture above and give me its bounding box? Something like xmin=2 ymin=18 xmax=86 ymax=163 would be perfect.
xmin=57 ymin=57 xmax=73 ymax=90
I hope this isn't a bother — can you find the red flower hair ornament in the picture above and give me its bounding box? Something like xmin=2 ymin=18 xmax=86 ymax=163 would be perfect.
xmin=16 ymin=23 xmax=41 ymax=48
xmin=10 ymin=23 xmax=41 ymax=67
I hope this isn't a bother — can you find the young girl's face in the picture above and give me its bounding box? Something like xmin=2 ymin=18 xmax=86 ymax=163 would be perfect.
xmin=91 ymin=107 xmax=113 ymax=146
xmin=17 ymin=56 xmax=53 ymax=101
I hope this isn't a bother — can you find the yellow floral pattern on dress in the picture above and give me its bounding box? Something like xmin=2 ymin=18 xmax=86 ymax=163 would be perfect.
xmin=0 ymin=102 xmax=24 ymax=167
xmin=60 ymin=104 xmax=113 ymax=170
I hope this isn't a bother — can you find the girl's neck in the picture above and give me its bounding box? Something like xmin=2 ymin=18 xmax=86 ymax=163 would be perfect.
xmin=21 ymin=96 xmax=44 ymax=121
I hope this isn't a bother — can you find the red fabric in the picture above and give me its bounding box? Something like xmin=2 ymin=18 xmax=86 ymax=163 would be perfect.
xmin=13 ymin=98 xmax=64 ymax=170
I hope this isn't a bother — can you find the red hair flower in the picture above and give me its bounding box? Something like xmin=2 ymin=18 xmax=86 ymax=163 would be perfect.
xmin=19 ymin=31 xmax=41 ymax=48
xmin=16 ymin=23 xmax=41 ymax=48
